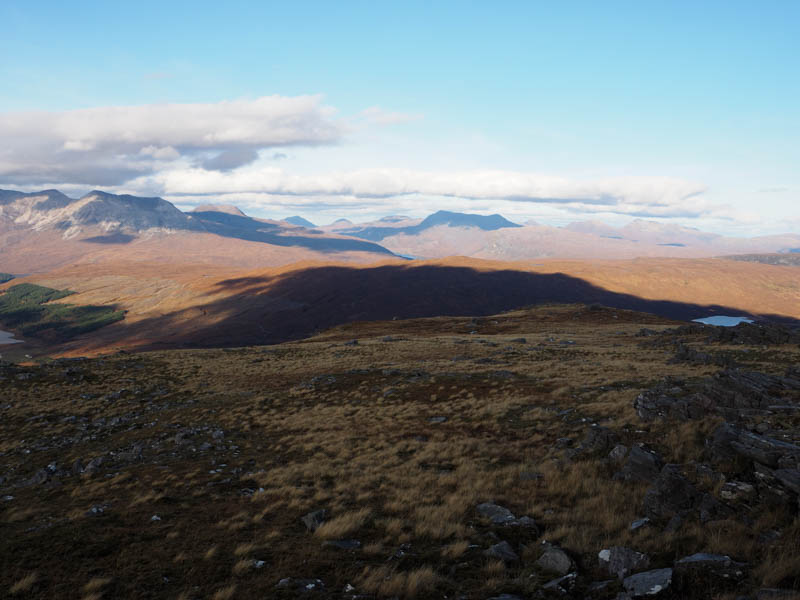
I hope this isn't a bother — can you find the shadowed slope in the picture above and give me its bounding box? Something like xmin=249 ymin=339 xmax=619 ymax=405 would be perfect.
xmin=46 ymin=261 xmax=799 ymax=356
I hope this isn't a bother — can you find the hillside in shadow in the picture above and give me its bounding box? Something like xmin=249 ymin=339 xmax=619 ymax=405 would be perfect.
xmin=64 ymin=263 xmax=800 ymax=354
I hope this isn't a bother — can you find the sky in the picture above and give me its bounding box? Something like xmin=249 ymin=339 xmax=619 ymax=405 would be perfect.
xmin=1 ymin=1 xmax=798 ymax=234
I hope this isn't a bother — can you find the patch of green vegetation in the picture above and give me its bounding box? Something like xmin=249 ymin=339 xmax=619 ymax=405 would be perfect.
xmin=0 ymin=283 xmax=124 ymax=340
xmin=0 ymin=272 xmax=14 ymax=284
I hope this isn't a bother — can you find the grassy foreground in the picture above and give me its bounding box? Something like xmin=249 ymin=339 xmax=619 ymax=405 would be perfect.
xmin=0 ymin=305 xmax=798 ymax=599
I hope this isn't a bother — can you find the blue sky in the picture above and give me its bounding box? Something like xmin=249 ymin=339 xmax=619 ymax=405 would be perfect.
xmin=1 ymin=1 xmax=798 ymax=233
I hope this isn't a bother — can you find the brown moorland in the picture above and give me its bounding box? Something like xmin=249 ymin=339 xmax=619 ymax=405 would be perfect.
xmin=1 ymin=305 xmax=799 ymax=599
xmin=3 ymin=255 xmax=798 ymax=358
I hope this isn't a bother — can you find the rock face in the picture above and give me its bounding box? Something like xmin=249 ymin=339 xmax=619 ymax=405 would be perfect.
xmin=598 ymin=546 xmax=650 ymax=580
xmin=634 ymin=369 xmax=800 ymax=423
xmin=708 ymin=423 xmax=800 ymax=469
xmin=623 ymin=568 xmax=673 ymax=597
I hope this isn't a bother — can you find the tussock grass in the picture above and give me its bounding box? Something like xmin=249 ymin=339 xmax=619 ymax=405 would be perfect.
xmin=359 ymin=566 xmax=441 ymax=598
xmin=9 ymin=573 xmax=38 ymax=595
xmin=315 ymin=507 xmax=372 ymax=539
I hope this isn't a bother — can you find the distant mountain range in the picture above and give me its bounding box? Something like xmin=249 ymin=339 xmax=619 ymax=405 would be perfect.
xmin=2 ymin=188 xmax=799 ymax=275
xmin=0 ymin=189 xmax=395 ymax=273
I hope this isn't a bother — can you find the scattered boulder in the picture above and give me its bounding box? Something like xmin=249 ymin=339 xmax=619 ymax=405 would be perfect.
xmin=674 ymin=553 xmax=746 ymax=581
xmin=622 ymin=568 xmax=672 ymax=597
xmin=613 ymin=446 xmax=664 ymax=483
xmin=598 ymin=546 xmax=651 ymax=580
xmin=477 ymin=503 xmax=516 ymax=524
xmin=569 ymin=426 xmax=620 ymax=458
xmin=609 ymin=444 xmax=629 ymax=463
xmin=484 ymin=541 xmax=519 ymax=563
xmin=475 ymin=503 xmax=538 ymax=530
xmin=542 ymin=572 xmax=578 ymax=594
xmin=301 ymin=509 xmax=327 ymax=532
xmin=720 ymin=481 xmax=756 ymax=502
xmin=642 ymin=465 xmax=699 ymax=521
xmin=535 ymin=543 xmax=574 ymax=575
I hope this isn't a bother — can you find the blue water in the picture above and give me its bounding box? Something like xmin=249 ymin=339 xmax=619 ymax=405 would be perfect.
xmin=692 ymin=316 xmax=754 ymax=327
xmin=0 ymin=330 xmax=21 ymax=344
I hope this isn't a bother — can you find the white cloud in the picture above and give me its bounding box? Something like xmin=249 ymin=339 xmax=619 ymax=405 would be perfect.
xmin=0 ymin=95 xmax=343 ymax=186
xmin=132 ymin=165 xmax=709 ymax=218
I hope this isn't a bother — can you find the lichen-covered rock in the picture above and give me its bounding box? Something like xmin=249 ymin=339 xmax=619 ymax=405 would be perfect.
xmin=599 ymin=546 xmax=651 ymax=580
xmin=623 ymin=568 xmax=672 ymax=597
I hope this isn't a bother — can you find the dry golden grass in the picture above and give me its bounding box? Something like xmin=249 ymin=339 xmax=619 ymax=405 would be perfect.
xmin=359 ymin=566 xmax=441 ymax=598
xmin=211 ymin=584 xmax=237 ymax=600
xmin=83 ymin=577 xmax=112 ymax=593
xmin=9 ymin=573 xmax=38 ymax=595
xmin=314 ymin=508 xmax=372 ymax=539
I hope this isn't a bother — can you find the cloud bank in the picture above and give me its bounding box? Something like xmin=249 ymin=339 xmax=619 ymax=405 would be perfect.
xmin=134 ymin=166 xmax=709 ymax=218
xmin=0 ymin=95 xmax=721 ymax=222
xmin=0 ymin=95 xmax=342 ymax=186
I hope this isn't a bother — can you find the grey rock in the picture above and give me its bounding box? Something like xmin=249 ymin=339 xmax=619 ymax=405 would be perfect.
xmin=535 ymin=544 xmax=574 ymax=575
xmin=542 ymin=572 xmax=578 ymax=594
xmin=26 ymin=468 xmax=49 ymax=486
xmin=576 ymin=426 xmax=620 ymax=455
xmin=484 ymin=541 xmax=519 ymax=563
xmin=84 ymin=457 xmax=104 ymax=473
xmin=428 ymin=416 xmax=447 ymax=423
xmin=301 ymin=509 xmax=327 ymax=532
xmin=642 ymin=465 xmax=699 ymax=521
xmin=609 ymin=444 xmax=629 ymax=463
xmin=709 ymin=423 xmax=800 ymax=468
xmin=71 ymin=459 xmax=84 ymax=475
xmin=623 ymin=568 xmax=673 ymax=597
xmin=598 ymin=546 xmax=651 ymax=580
xmin=674 ymin=553 xmax=747 ymax=580
xmin=614 ymin=446 xmax=664 ymax=483
xmin=477 ymin=503 xmax=516 ymax=524
xmin=773 ymin=468 xmax=800 ymax=494
xmin=630 ymin=517 xmax=651 ymax=532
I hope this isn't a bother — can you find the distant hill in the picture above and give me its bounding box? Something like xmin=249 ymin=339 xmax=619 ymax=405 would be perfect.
xmin=336 ymin=210 xmax=521 ymax=242
xmin=284 ymin=216 xmax=316 ymax=228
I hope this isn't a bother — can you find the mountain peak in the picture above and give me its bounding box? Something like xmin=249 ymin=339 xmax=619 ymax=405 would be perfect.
xmin=284 ymin=215 xmax=316 ymax=228
xmin=420 ymin=210 xmax=521 ymax=231
xmin=192 ymin=204 xmax=247 ymax=217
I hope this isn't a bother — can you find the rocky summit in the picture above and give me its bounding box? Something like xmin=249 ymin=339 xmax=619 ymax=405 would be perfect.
xmin=1 ymin=304 xmax=799 ymax=598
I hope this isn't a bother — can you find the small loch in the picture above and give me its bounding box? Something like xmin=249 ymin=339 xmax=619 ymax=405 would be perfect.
xmin=692 ymin=316 xmax=754 ymax=327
